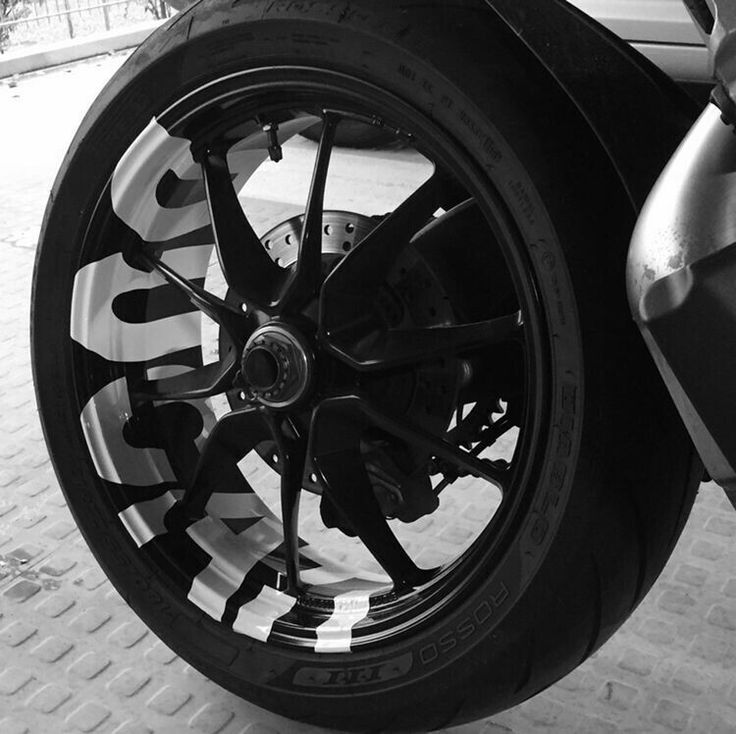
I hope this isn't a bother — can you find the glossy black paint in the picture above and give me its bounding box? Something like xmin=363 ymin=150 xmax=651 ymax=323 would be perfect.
xmin=483 ymin=0 xmax=698 ymax=212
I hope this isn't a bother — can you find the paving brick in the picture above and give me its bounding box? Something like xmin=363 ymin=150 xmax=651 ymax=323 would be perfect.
xmin=0 ymin=470 xmax=19 ymax=487
xmin=598 ymin=680 xmax=638 ymax=711
xmin=12 ymin=510 xmax=47 ymax=529
xmin=438 ymin=523 xmax=473 ymax=545
xmin=182 ymin=664 xmax=209 ymax=682
xmin=111 ymin=722 xmax=154 ymax=734
xmin=671 ymin=664 xmax=707 ymax=696
xmin=107 ymin=668 xmax=152 ymax=698
xmin=0 ymin=718 xmax=29 ymax=734
xmin=238 ymin=725 xmax=280 ymax=734
xmin=4 ymin=579 xmax=43 ymax=603
xmin=27 ymin=682 xmax=73 ymax=713
xmin=689 ymin=633 xmax=728 ymax=664
xmin=704 ymin=515 xmax=736 ymax=538
xmin=618 ymin=647 xmax=657 ymax=677
xmin=104 ymin=587 xmax=128 ymax=606
xmin=0 ymin=500 xmax=18 ymax=518
xmin=0 ymin=667 xmax=34 ymax=695
xmin=16 ymin=478 xmax=50 ymax=498
xmin=674 ymin=563 xmax=709 ymax=588
xmin=107 ymin=621 xmax=149 ymax=649
xmin=691 ymin=539 xmax=726 ymax=561
xmin=73 ymin=567 xmax=108 ymax=591
xmin=68 ymin=651 xmax=112 ymax=680
xmin=652 ymin=699 xmax=692 ymax=731
xmin=44 ymin=519 xmax=78 ymax=540
xmin=478 ymin=724 xmax=513 ymax=734
xmin=44 ymin=491 xmax=68 ymax=508
xmin=707 ymin=604 xmax=736 ymax=632
xmin=70 ymin=606 xmax=112 ymax=633
xmin=146 ymin=685 xmax=192 ymax=715
xmin=35 ymin=592 xmax=76 ymax=618
xmin=0 ymin=619 xmax=38 ymax=647
xmin=637 ymin=617 xmax=677 ymax=645
xmin=39 ymin=554 xmax=78 ymax=577
xmin=189 ymin=704 xmax=236 ymax=734
xmin=145 ymin=640 xmax=178 ymax=665
xmin=65 ymin=701 xmax=112 ymax=732
xmin=722 ymin=578 xmax=736 ymax=598
xmin=658 ymin=588 xmax=698 ymax=615
xmin=705 ymin=714 xmax=736 ymax=734
xmin=31 ymin=635 xmax=74 ymax=663
xmin=556 ymin=669 xmax=593 ymax=693
xmin=518 ymin=697 xmax=567 ymax=727
xmin=575 ymin=717 xmax=618 ymax=734
xmin=5 ymin=544 xmax=42 ymax=563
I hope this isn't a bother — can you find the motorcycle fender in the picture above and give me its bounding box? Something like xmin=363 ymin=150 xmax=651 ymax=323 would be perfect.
xmin=627 ymin=104 xmax=736 ymax=501
xmin=482 ymin=0 xmax=698 ymax=212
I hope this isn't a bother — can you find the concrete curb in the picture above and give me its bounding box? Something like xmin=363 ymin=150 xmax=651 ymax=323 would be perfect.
xmin=0 ymin=20 xmax=163 ymax=79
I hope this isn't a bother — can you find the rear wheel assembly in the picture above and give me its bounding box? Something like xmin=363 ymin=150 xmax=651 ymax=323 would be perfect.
xmin=32 ymin=1 xmax=701 ymax=729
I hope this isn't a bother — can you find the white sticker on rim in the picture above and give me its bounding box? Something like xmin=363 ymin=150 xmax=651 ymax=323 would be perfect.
xmin=71 ymin=245 xmax=213 ymax=363
xmin=81 ymin=377 xmax=176 ymax=486
xmin=314 ymin=591 xmax=371 ymax=653
xmin=233 ymin=585 xmax=297 ymax=642
xmin=186 ymin=514 xmax=284 ymax=621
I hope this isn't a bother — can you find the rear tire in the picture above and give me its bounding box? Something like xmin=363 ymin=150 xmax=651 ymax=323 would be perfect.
xmin=32 ymin=1 xmax=700 ymax=730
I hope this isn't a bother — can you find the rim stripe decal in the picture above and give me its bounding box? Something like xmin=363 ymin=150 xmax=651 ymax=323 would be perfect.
xmin=186 ymin=514 xmax=284 ymax=621
xmin=314 ymin=591 xmax=371 ymax=653
xmin=111 ymin=119 xmax=211 ymax=241
xmin=71 ymin=246 xmax=213 ymax=362
xmin=110 ymin=118 xmax=314 ymax=241
xmin=233 ymin=585 xmax=297 ymax=641
xmin=81 ymin=378 xmax=176 ymax=486
xmin=204 ymin=491 xmax=279 ymax=521
xmin=118 ymin=493 xmax=177 ymax=547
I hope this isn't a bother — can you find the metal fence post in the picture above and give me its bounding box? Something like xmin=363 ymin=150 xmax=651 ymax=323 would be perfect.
xmin=62 ymin=0 xmax=73 ymax=37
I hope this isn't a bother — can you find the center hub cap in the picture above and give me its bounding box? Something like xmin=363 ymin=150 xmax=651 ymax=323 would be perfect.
xmin=241 ymin=324 xmax=313 ymax=408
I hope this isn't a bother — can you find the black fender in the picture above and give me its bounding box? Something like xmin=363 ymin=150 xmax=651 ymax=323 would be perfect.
xmin=483 ymin=0 xmax=698 ymax=212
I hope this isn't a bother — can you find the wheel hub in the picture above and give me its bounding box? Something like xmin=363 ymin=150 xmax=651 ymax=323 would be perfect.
xmin=241 ymin=324 xmax=313 ymax=409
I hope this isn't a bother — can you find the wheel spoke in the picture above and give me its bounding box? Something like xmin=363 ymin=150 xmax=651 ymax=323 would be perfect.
xmin=139 ymin=252 xmax=245 ymax=345
xmin=166 ymin=407 xmax=268 ymax=527
xmin=310 ymin=400 xmax=433 ymax=589
xmin=322 ymin=395 xmax=507 ymax=491
xmin=319 ymin=172 xmax=450 ymax=337
xmin=279 ymin=113 xmax=339 ymax=312
xmin=325 ymin=311 xmax=523 ymax=371
xmin=265 ymin=415 xmax=308 ymax=594
xmin=435 ymin=414 xmax=515 ymax=494
xmin=130 ymin=354 xmax=239 ymax=404
xmin=201 ymin=150 xmax=285 ymax=312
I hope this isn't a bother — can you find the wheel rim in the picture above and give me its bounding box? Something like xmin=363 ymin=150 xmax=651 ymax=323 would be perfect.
xmin=70 ymin=67 xmax=551 ymax=651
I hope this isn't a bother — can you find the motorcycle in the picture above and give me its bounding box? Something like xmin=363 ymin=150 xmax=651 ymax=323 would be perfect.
xmin=29 ymin=0 xmax=733 ymax=729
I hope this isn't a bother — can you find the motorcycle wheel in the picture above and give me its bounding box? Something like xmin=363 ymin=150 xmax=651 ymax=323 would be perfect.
xmin=32 ymin=1 xmax=701 ymax=730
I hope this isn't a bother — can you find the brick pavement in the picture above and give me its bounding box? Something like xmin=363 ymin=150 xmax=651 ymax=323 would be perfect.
xmin=1 ymin=53 xmax=736 ymax=734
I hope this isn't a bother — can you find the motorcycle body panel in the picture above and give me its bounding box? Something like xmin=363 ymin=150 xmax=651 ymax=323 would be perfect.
xmin=628 ymin=104 xmax=736 ymax=500
xmin=627 ymin=1 xmax=736 ymax=503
